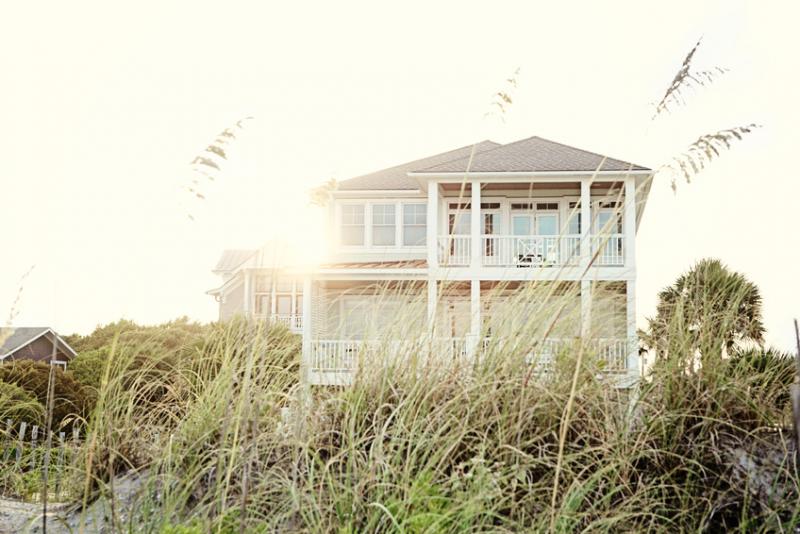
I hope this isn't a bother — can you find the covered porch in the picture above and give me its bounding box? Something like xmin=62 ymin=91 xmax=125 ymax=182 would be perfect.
xmin=300 ymin=278 xmax=637 ymax=386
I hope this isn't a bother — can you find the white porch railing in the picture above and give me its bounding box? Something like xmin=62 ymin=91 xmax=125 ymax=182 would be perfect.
xmin=269 ymin=314 xmax=303 ymax=332
xmin=310 ymin=340 xmax=360 ymax=373
xmin=592 ymin=234 xmax=624 ymax=266
xmin=481 ymin=336 xmax=628 ymax=373
xmin=309 ymin=338 xmax=468 ymax=375
xmin=309 ymin=337 xmax=629 ymax=384
xmin=437 ymin=235 xmax=471 ymax=266
xmin=436 ymin=234 xmax=626 ymax=268
xmin=481 ymin=235 xmax=581 ymax=267
xmin=591 ymin=337 xmax=628 ymax=372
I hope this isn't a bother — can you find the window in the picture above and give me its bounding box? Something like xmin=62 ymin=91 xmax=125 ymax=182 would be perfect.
xmin=403 ymin=204 xmax=426 ymax=245
xmin=512 ymin=215 xmax=531 ymax=235
xmin=536 ymin=214 xmax=558 ymax=235
xmin=372 ymin=204 xmax=396 ymax=246
xmin=567 ymin=202 xmax=581 ymax=235
xmin=341 ymin=204 xmax=365 ymax=245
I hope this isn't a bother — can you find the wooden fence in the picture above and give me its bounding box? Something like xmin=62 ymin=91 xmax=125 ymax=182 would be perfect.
xmin=0 ymin=419 xmax=82 ymax=501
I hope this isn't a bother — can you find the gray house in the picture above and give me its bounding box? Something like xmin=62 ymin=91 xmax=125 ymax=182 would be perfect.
xmin=0 ymin=327 xmax=77 ymax=367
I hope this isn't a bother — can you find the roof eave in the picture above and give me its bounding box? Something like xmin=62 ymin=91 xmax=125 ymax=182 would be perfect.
xmin=408 ymin=169 xmax=652 ymax=178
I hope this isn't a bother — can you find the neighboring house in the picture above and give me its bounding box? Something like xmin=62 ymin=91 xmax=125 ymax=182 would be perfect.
xmin=0 ymin=327 xmax=77 ymax=367
xmin=209 ymin=135 xmax=652 ymax=386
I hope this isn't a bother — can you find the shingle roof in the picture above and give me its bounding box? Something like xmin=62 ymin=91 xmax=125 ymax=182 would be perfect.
xmin=0 ymin=327 xmax=77 ymax=359
xmin=0 ymin=327 xmax=50 ymax=356
xmin=213 ymin=249 xmax=256 ymax=273
xmin=337 ymin=141 xmax=501 ymax=191
xmin=418 ymin=136 xmax=649 ymax=173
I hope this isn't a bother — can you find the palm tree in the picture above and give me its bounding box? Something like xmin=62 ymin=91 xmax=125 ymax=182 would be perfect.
xmin=642 ymin=258 xmax=765 ymax=368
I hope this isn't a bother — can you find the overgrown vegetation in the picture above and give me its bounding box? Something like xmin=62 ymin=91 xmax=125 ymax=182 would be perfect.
xmin=2 ymin=268 xmax=790 ymax=532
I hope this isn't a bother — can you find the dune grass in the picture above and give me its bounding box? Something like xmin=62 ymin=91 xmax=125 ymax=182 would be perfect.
xmin=33 ymin=283 xmax=793 ymax=534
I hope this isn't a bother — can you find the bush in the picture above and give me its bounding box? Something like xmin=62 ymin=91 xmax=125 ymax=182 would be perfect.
xmin=0 ymin=381 xmax=45 ymax=425
xmin=67 ymin=317 xmax=210 ymax=356
xmin=68 ymin=349 xmax=108 ymax=393
xmin=0 ymin=360 xmax=90 ymax=429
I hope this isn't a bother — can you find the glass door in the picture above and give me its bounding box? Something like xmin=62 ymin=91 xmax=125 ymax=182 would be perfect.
xmin=596 ymin=204 xmax=623 ymax=264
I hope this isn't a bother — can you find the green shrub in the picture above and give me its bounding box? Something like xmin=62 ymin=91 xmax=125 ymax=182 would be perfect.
xmin=0 ymin=360 xmax=90 ymax=429
xmin=68 ymin=348 xmax=108 ymax=393
xmin=0 ymin=381 xmax=45 ymax=425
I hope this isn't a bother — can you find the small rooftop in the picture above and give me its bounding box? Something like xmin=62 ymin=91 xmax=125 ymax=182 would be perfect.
xmin=0 ymin=327 xmax=77 ymax=359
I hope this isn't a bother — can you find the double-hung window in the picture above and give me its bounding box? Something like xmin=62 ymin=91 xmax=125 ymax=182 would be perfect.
xmin=341 ymin=204 xmax=365 ymax=246
xmin=372 ymin=204 xmax=396 ymax=246
xmin=403 ymin=203 xmax=427 ymax=246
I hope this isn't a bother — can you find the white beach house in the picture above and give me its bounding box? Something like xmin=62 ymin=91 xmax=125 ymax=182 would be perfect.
xmin=208 ymin=136 xmax=652 ymax=386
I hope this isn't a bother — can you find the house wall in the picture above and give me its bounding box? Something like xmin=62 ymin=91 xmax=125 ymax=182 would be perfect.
xmin=8 ymin=335 xmax=71 ymax=363
xmin=219 ymin=279 xmax=245 ymax=321
xmin=313 ymin=281 xmax=427 ymax=339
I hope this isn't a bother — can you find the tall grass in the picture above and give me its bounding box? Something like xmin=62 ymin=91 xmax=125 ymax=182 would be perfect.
xmin=50 ymin=283 xmax=798 ymax=533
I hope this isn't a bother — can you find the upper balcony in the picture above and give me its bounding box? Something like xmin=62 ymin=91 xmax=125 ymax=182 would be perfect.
xmin=438 ymin=233 xmax=624 ymax=268
xmin=327 ymin=174 xmax=642 ymax=279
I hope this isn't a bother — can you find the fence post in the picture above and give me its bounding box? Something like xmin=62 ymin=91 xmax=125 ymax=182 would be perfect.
xmin=30 ymin=425 xmax=39 ymax=470
xmin=2 ymin=419 xmax=12 ymax=463
xmin=16 ymin=422 xmax=27 ymax=467
xmin=55 ymin=432 xmax=66 ymax=499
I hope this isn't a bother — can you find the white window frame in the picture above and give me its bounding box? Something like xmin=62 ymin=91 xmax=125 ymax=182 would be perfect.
xmin=339 ymin=203 xmax=366 ymax=247
xmin=371 ymin=203 xmax=397 ymax=247
xmin=336 ymin=199 xmax=427 ymax=250
xmin=402 ymin=203 xmax=427 ymax=246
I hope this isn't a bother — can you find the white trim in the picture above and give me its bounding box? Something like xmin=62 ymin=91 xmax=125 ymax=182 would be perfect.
xmin=333 ymin=189 xmax=422 ymax=196
xmin=0 ymin=328 xmax=77 ymax=360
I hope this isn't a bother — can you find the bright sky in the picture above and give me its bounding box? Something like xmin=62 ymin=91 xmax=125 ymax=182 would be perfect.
xmin=1 ymin=1 xmax=798 ymax=350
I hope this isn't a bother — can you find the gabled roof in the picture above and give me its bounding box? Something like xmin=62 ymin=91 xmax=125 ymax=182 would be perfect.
xmin=0 ymin=327 xmax=77 ymax=359
xmin=213 ymin=249 xmax=256 ymax=273
xmin=335 ymin=136 xmax=649 ymax=192
xmin=417 ymin=136 xmax=649 ymax=174
xmin=337 ymin=140 xmax=501 ymax=191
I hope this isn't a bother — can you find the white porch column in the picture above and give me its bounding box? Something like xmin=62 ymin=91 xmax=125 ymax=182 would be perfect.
xmin=624 ymin=176 xmax=639 ymax=382
xmin=579 ymin=178 xmax=592 ymax=339
xmin=470 ymin=181 xmax=481 ymax=269
xmin=243 ymin=270 xmax=252 ymax=318
xmin=626 ymin=279 xmax=639 ymax=379
xmin=427 ymin=182 xmax=439 ymax=269
xmin=624 ymin=176 xmax=637 ymax=271
xmin=270 ymin=276 xmax=277 ymax=316
xmin=579 ymin=178 xmax=592 ymax=270
xmin=427 ymin=278 xmax=437 ymax=327
xmin=466 ymin=278 xmax=481 ymax=358
xmin=301 ymin=277 xmax=313 ymax=385
xmin=580 ymin=280 xmax=592 ymax=338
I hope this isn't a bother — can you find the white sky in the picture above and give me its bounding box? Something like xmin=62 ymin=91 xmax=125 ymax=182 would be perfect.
xmin=1 ymin=1 xmax=798 ymax=350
